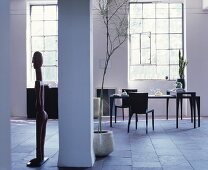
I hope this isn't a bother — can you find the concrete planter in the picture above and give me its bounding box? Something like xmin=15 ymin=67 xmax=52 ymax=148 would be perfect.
xmin=93 ymin=131 xmax=114 ymax=157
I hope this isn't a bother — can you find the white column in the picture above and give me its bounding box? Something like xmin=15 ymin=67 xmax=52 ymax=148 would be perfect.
xmin=0 ymin=0 xmax=11 ymax=169
xmin=10 ymin=0 xmax=26 ymax=117
xmin=58 ymin=0 xmax=95 ymax=167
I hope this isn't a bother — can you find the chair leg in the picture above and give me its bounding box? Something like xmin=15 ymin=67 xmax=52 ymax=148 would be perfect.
xmin=122 ymin=108 xmax=124 ymax=121
xmin=128 ymin=113 xmax=133 ymax=133
xmin=152 ymin=111 xmax=154 ymax=131
xmin=115 ymin=106 xmax=117 ymax=123
xmin=189 ymin=98 xmax=193 ymax=123
xmin=136 ymin=114 xmax=138 ymax=130
xmin=180 ymin=98 xmax=183 ymax=120
xmin=146 ymin=114 xmax=148 ymax=134
xmin=197 ymin=97 xmax=200 ymax=127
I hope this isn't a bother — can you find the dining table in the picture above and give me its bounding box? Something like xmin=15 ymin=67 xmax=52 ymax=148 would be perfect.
xmin=109 ymin=91 xmax=200 ymax=128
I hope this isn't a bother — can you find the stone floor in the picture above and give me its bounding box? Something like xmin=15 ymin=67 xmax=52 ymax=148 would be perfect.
xmin=11 ymin=116 xmax=208 ymax=170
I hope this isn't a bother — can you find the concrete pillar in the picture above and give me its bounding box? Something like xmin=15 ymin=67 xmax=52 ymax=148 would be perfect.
xmin=0 ymin=0 xmax=11 ymax=169
xmin=58 ymin=0 xmax=95 ymax=167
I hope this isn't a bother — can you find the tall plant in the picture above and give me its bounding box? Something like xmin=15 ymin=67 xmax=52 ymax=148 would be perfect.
xmin=179 ymin=50 xmax=188 ymax=79
xmin=97 ymin=0 xmax=129 ymax=132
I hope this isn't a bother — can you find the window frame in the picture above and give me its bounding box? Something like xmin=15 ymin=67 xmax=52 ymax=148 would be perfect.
xmin=128 ymin=2 xmax=184 ymax=80
xmin=27 ymin=2 xmax=58 ymax=87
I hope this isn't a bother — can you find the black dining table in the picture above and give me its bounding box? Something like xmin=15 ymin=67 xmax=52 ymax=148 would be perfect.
xmin=109 ymin=91 xmax=200 ymax=128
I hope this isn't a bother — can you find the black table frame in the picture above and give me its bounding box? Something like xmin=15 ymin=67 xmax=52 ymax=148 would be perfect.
xmin=109 ymin=93 xmax=200 ymax=128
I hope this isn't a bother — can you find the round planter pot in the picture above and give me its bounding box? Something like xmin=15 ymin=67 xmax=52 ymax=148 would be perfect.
xmin=93 ymin=130 xmax=114 ymax=157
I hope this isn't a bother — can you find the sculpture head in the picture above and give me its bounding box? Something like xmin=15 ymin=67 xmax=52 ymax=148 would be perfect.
xmin=32 ymin=51 xmax=43 ymax=70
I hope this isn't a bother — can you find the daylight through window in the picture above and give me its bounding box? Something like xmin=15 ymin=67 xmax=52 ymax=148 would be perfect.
xmin=30 ymin=4 xmax=58 ymax=83
xmin=129 ymin=2 xmax=183 ymax=80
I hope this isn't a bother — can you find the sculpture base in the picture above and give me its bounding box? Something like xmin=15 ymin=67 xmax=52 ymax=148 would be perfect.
xmin=27 ymin=157 xmax=49 ymax=167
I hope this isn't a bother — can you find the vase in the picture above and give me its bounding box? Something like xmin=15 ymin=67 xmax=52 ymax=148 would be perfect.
xmin=177 ymin=78 xmax=185 ymax=89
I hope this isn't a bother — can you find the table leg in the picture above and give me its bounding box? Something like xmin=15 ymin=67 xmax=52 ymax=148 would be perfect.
xmin=176 ymin=97 xmax=180 ymax=128
xmin=189 ymin=98 xmax=193 ymax=123
xmin=109 ymin=97 xmax=114 ymax=127
xmin=193 ymin=96 xmax=196 ymax=128
xmin=166 ymin=98 xmax=169 ymax=120
xmin=180 ymin=98 xmax=183 ymax=120
xmin=197 ymin=97 xmax=200 ymax=127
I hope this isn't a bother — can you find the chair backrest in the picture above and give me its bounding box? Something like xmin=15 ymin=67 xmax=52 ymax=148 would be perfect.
xmin=122 ymin=89 xmax=138 ymax=107
xmin=129 ymin=92 xmax=148 ymax=114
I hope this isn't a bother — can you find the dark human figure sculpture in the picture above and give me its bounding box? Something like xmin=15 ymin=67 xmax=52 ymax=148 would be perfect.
xmin=27 ymin=51 xmax=48 ymax=167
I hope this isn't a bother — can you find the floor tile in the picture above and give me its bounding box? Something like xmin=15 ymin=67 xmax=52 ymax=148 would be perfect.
xmin=11 ymin=117 xmax=208 ymax=170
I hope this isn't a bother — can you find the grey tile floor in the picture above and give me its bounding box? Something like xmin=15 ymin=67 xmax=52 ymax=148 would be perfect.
xmin=11 ymin=116 xmax=208 ymax=170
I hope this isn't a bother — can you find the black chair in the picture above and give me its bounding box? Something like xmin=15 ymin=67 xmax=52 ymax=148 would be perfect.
xmin=128 ymin=93 xmax=154 ymax=134
xmin=114 ymin=89 xmax=137 ymax=123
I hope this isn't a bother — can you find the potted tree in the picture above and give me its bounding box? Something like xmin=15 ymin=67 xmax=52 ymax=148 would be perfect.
xmin=177 ymin=50 xmax=188 ymax=89
xmin=93 ymin=0 xmax=129 ymax=157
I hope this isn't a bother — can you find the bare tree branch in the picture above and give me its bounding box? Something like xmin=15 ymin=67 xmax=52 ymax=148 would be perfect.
xmin=97 ymin=0 xmax=129 ymax=132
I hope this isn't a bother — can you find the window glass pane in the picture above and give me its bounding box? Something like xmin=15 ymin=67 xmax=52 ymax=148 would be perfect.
xmin=44 ymin=6 xmax=57 ymax=20
xmin=156 ymin=34 xmax=169 ymax=49
xmin=170 ymin=34 xmax=182 ymax=49
xmin=31 ymin=6 xmax=43 ymax=20
xmin=130 ymin=34 xmax=140 ymax=50
xmin=143 ymin=19 xmax=155 ymax=33
xmin=130 ymin=49 xmax=140 ymax=65
xmin=43 ymin=67 xmax=58 ymax=81
xmin=169 ymin=65 xmax=179 ymax=80
xmin=156 ymin=19 xmax=169 ymax=33
xmin=156 ymin=3 xmax=169 ymax=18
xmin=141 ymin=49 xmax=150 ymax=64
xmin=129 ymin=66 xmax=139 ymax=80
xmin=43 ymin=51 xmax=58 ymax=66
xmin=129 ymin=65 xmax=157 ymax=79
xmin=130 ymin=4 xmax=142 ymax=18
xmin=170 ymin=19 xmax=182 ymax=33
xmin=151 ymin=34 xmax=156 ymax=64
xmin=31 ymin=21 xmax=43 ymax=36
xmin=156 ymin=66 xmax=169 ymax=79
xmin=141 ymin=33 xmax=150 ymax=48
xmin=31 ymin=37 xmax=44 ymax=51
xmin=143 ymin=3 xmax=155 ymax=18
xmin=170 ymin=4 xmax=182 ymax=18
xmin=146 ymin=65 xmax=157 ymax=79
xmin=130 ymin=19 xmax=142 ymax=34
xmin=157 ymin=50 xmax=169 ymax=65
xmin=170 ymin=50 xmax=179 ymax=64
xmin=44 ymin=36 xmax=58 ymax=50
xmin=44 ymin=21 xmax=57 ymax=35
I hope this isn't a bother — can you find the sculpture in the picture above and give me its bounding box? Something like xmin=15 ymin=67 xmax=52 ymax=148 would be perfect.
xmin=27 ymin=51 xmax=48 ymax=167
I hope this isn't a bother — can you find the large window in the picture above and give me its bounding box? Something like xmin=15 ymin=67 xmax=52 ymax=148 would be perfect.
xmin=29 ymin=4 xmax=58 ymax=83
xmin=129 ymin=2 xmax=183 ymax=80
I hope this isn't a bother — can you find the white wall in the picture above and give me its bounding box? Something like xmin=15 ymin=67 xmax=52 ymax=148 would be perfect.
xmin=186 ymin=0 xmax=208 ymax=116
xmin=93 ymin=3 xmax=128 ymax=93
xmin=0 ymin=0 xmax=11 ymax=169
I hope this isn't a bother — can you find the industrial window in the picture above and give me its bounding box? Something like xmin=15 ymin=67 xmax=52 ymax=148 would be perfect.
xmin=29 ymin=4 xmax=58 ymax=83
xmin=129 ymin=2 xmax=183 ymax=80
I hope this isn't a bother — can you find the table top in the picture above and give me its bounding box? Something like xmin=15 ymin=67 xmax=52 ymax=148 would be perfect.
xmin=110 ymin=94 xmax=176 ymax=99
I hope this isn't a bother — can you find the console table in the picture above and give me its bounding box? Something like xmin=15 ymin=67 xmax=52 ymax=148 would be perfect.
xmin=27 ymin=86 xmax=58 ymax=119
